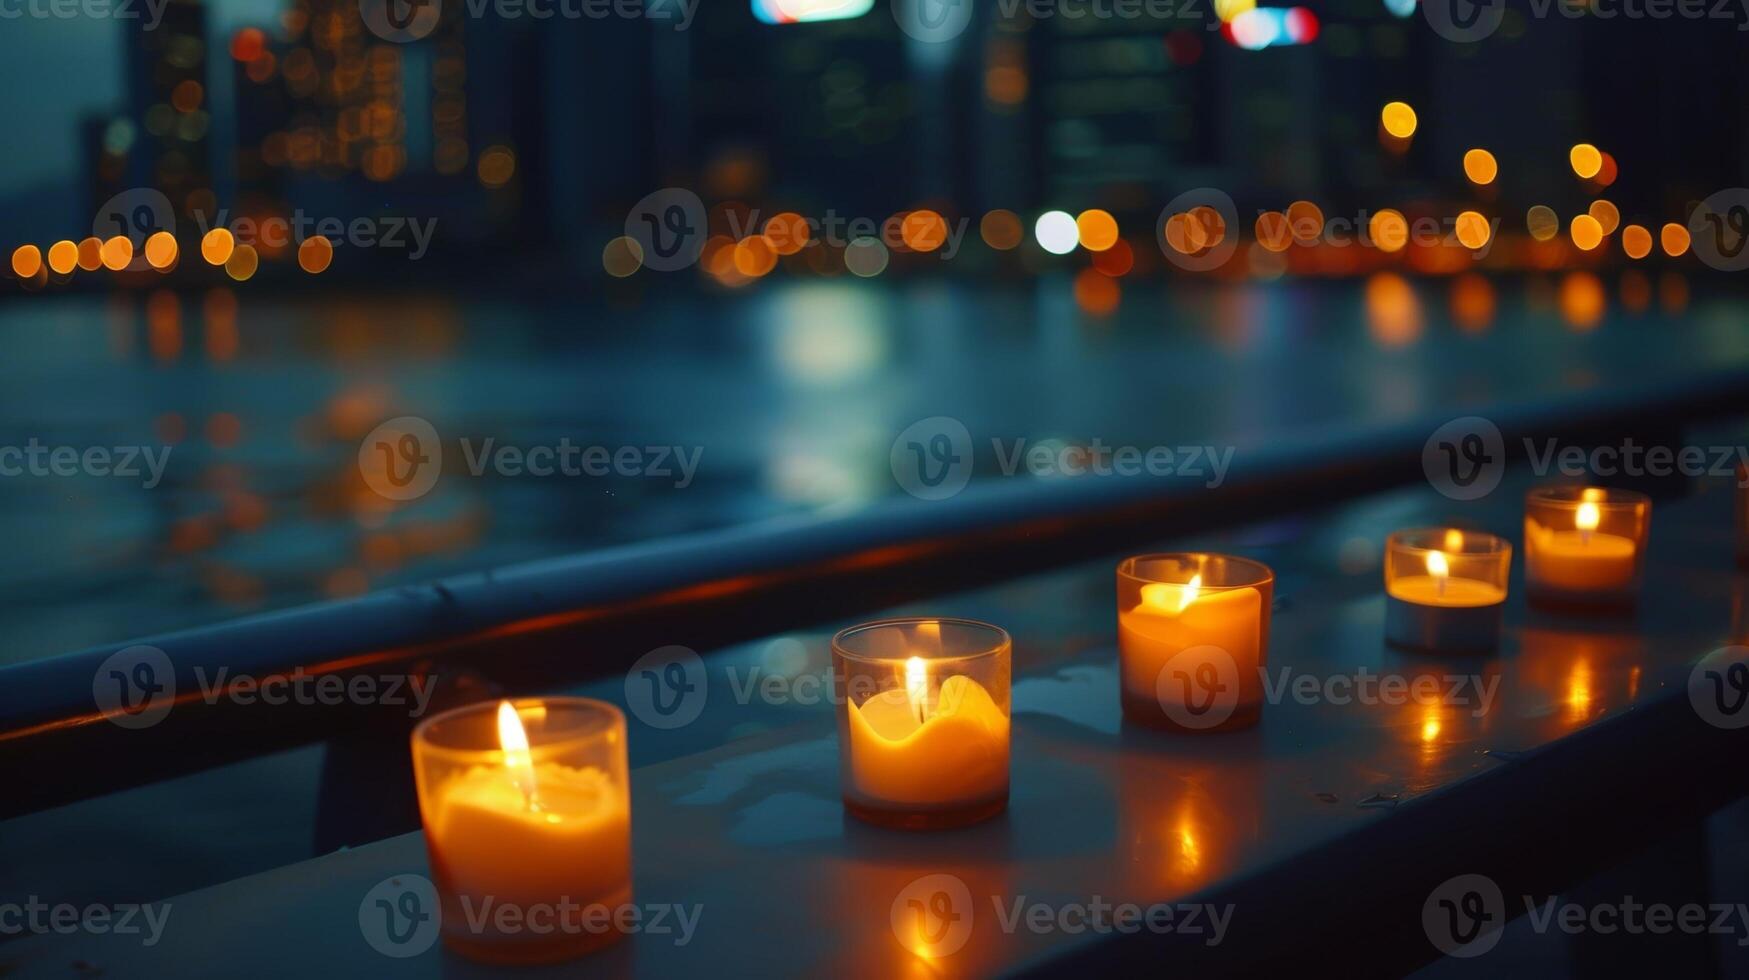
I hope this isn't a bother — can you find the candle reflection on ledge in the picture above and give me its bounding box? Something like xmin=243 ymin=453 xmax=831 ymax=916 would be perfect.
xmin=1517 ymin=628 xmax=1644 ymax=737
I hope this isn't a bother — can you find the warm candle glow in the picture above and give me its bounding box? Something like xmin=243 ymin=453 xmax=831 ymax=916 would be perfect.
xmin=1426 ymin=550 xmax=1450 ymax=579
xmin=497 ymin=701 xmax=539 ymax=809
xmin=1576 ymin=501 xmax=1601 ymax=533
xmin=905 ymin=656 xmax=929 ymax=724
xmin=1443 ymin=528 xmax=1464 ymax=551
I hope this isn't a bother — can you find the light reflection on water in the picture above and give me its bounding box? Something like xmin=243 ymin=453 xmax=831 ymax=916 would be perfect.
xmin=0 ymin=276 xmax=1735 ymax=663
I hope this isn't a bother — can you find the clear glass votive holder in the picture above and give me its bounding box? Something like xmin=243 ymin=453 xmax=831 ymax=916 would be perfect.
xmin=833 ymin=618 xmax=1011 ymax=830
xmin=413 ymin=697 xmax=632 ymax=965
xmin=1116 ymin=554 xmax=1274 ymax=732
xmin=1524 ymin=487 xmax=1650 ymax=609
xmin=1383 ymin=528 xmax=1510 ymax=654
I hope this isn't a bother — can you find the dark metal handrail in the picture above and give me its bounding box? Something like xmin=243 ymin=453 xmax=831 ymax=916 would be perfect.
xmin=3 ymin=367 xmax=1747 ymax=818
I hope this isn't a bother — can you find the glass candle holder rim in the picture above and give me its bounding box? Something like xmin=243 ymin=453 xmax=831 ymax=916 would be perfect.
xmin=412 ymin=696 xmax=625 ymax=765
xmin=1117 ymin=552 xmax=1275 ymax=592
xmin=831 ymin=616 xmax=1011 ymax=665
xmin=1526 ymin=486 xmax=1651 ymax=511
xmin=1386 ymin=527 xmax=1512 ymax=557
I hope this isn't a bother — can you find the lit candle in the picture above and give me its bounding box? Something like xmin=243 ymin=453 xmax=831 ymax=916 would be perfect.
xmin=834 ymin=619 xmax=1011 ymax=830
xmin=413 ymin=698 xmax=633 ymax=964
xmin=1525 ymin=487 xmax=1649 ymax=608
xmin=1116 ymin=554 xmax=1273 ymax=731
xmin=1384 ymin=529 xmax=1509 ymax=654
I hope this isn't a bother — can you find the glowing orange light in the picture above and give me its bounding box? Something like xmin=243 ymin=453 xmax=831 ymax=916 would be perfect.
xmin=10 ymin=244 xmax=42 ymax=279
xmin=1569 ymin=143 xmax=1603 ymax=180
xmin=1462 ymin=149 xmax=1498 ymax=185
xmin=144 ymin=232 xmax=178 ymax=270
xmin=763 ymin=212 xmax=811 ymax=255
xmin=1255 ymin=211 xmax=1292 ymax=252
xmin=1660 ymin=223 xmax=1691 ymax=257
xmin=496 ymin=701 xmax=540 ymax=807
xmin=298 ymin=236 xmax=333 ymax=274
xmin=201 ymin=228 xmax=235 ymax=266
xmin=1075 ymin=209 xmax=1120 ymax=252
xmin=1587 ymin=200 xmax=1620 ymax=236
xmin=46 ymin=240 xmax=77 ymax=275
xmin=1073 ymin=267 xmax=1121 ymax=316
xmin=901 ymin=210 xmax=950 ymax=253
xmin=1560 ymin=271 xmax=1607 ymax=331
xmin=1454 ymin=211 xmax=1491 ymax=250
xmin=76 ymin=237 xmax=103 ymax=271
xmin=1621 ymin=225 xmax=1652 ymax=260
xmin=1380 ymin=102 xmax=1417 ymax=139
xmin=100 ymin=236 xmax=133 ymax=271
xmin=1369 ymin=209 xmax=1409 ymax=253
xmin=1569 ymin=214 xmax=1604 ymax=251
xmin=1286 ymin=200 xmax=1324 ymax=245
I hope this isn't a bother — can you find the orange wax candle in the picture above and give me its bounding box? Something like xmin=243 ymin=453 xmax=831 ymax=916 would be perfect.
xmin=414 ymin=699 xmax=633 ymax=964
xmin=1524 ymin=488 xmax=1649 ymax=607
xmin=846 ymin=663 xmax=1009 ymax=805
xmin=1383 ymin=530 xmax=1509 ymax=653
xmin=1116 ymin=554 xmax=1273 ymax=731
xmin=834 ymin=619 xmax=1011 ymax=829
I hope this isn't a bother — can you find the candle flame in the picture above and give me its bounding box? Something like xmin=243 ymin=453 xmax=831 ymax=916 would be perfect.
xmin=905 ymin=656 xmax=928 ymax=724
xmin=1426 ymin=550 xmax=1450 ymax=579
xmin=1581 ymin=487 xmax=1606 ymax=503
xmin=497 ymin=700 xmax=539 ymax=808
xmin=1177 ymin=574 xmax=1203 ymax=613
xmin=1576 ymin=500 xmax=1601 ymax=532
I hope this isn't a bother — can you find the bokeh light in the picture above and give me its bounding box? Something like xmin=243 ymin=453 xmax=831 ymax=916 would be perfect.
xmin=1380 ymin=101 xmax=1417 ymax=139
xmin=981 ymin=210 xmax=1023 ymax=251
xmin=100 ymin=236 xmax=133 ymax=271
xmin=1526 ymin=205 xmax=1559 ymax=242
xmin=901 ymin=210 xmax=950 ymax=252
xmin=1369 ymin=209 xmax=1409 ymax=252
xmin=144 ymin=231 xmax=179 ymax=270
xmin=11 ymin=244 xmax=42 ymax=278
xmin=1569 ymin=214 xmax=1604 ymax=251
xmin=76 ymin=237 xmax=103 ymax=271
xmin=298 ymin=236 xmax=334 ymax=274
xmin=1660 ymin=223 xmax=1690 ymax=257
xmin=1454 ymin=211 xmax=1491 ymax=250
xmin=844 ymin=237 xmax=889 ymax=277
xmin=1462 ymin=149 xmax=1498 ymax=186
xmin=602 ymin=236 xmax=644 ymax=277
xmin=1075 ymin=209 xmax=1120 ymax=252
xmin=1286 ymin=200 xmax=1324 ymax=244
xmin=1569 ymin=143 xmax=1603 ymax=180
xmin=1255 ymin=211 xmax=1293 ymax=252
xmin=225 ymin=243 xmax=259 ymax=281
xmin=202 ymin=228 xmax=235 ymax=266
xmin=46 ymin=240 xmax=77 ymax=275
xmin=1621 ymin=224 xmax=1652 ymax=260
xmin=1034 ymin=211 xmax=1079 ymax=255
xmin=1587 ymin=200 xmax=1620 ymax=236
